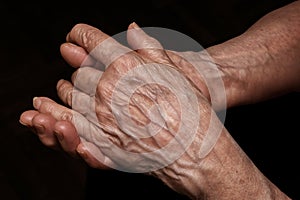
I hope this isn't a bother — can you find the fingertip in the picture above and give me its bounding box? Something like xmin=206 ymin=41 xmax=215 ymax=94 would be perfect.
xmin=60 ymin=43 xmax=70 ymax=57
xmin=60 ymin=42 xmax=88 ymax=68
xmin=19 ymin=110 xmax=39 ymax=126
xmin=128 ymin=22 xmax=140 ymax=29
xmin=56 ymin=79 xmax=72 ymax=92
xmin=56 ymin=79 xmax=73 ymax=107
xmin=56 ymin=79 xmax=65 ymax=90
xmin=66 ymin=33 xmax=71 ymax=42
xmin=33 ymin=97 xmax=41 ymax=109
xmin=33 ymin=96 xmax=56 ymax=110
xmin=60 ymin=42 xmax=77 ymax=52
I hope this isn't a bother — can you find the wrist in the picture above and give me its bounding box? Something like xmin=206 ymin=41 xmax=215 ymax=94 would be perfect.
xmin=205 ymin=40 xmax=255 ymax=108
xmin=207 ymin=35 xmax=300 ymax=108
xmin=151 ymin=111 xmax=290 ymax=199
xmin=206 ymin=1 xmax=300 ymax=107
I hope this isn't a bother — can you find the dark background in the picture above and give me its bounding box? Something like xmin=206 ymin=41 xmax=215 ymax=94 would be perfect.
xmin=0 ymin=0 xmax=299 ymax=199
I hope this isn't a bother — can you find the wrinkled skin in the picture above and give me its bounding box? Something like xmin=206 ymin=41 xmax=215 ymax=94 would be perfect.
xmin=20 ymin=1 xmax=300 ymax=198
xmin=19 ymin=23 xmax=291 ymax=199
xmin=19 ymin=23 xmax=227 ymax=197
xmin=20 ymin=23 xmax=227 ymax=168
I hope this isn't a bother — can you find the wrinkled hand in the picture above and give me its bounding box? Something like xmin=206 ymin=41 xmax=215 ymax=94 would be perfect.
xmin=20 ymin=2 xmax=300 ymax=197
xmin=20 ymin=23 xmax=225 ymax=171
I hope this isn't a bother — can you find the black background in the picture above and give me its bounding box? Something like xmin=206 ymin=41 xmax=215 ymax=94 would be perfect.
xmin=0 ymin=0 xmax=299 ymax=199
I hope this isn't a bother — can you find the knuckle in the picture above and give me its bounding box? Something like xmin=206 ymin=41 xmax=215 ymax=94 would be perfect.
xmin=73 ymin=23 xmax=84 ymax=30
xmin=71 ymin=23 xmax=97 ymax=49
xmin=40 ymin=101 xmax=54 ymax=114
xmin=81 ymin=29 xmax=98 ymax=49
xmin=32 ymin=114 xmax=46 ymax=125
xmin=60 ymin=111 xmax=73 ymax=122
xmin=98 ymin=79 xmax=114 ymax=99
xmin=143 ymin=36 xmax=160 ymax=48
xmin=71 ymin=70 xmax=78 ymax=83
xmin=98 ymin=75 xmax=111 ymax=90
xmin=112 ymin=53 xmax=141 ymax=70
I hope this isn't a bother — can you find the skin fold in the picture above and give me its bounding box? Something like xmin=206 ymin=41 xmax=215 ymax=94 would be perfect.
xmin=19 ymin=1 xmax=300 ymax=199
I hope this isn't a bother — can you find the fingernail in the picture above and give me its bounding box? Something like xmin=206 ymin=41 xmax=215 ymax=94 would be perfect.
xmin=61 ymin=43 xmax=78 ymax=52
xmin=54 ymin=130 xmax=64 ymax=141
xmin=19 ymin=119 xmax=28 ymax=126
xmin=131 ymin=22 xmax=140 ymax=29
xmin=33 ymin=97 xmax=41 ymax=109
xmin=66 ymin=33 xmax=71 ymax=42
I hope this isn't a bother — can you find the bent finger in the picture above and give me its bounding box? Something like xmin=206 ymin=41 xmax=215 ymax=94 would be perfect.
xmin=66 ymin=23 xmax=133 ymax=68
xmin=127 ymin=22 xmax=170 ymax=64
xmin=76 ymin=142 xmax=112 ymax=170
xmin=60 ymin=43 xmax=89 ymax=68
xmin=54 ymin=120 xmax=81 ymax=157
xmin=33 ymin=96 xmax=75 ymax=122
xmin=56 ymin=79 xmax=98 ymax=123
xmin=60 ymin=42 xmax=104 ymax=70
xmin=31 ymin=113 xmax=60 ymax=150
xmin=56 ymin=79 xmax=73 ymax=107
xmin=19 ymin=110 xmax=39 ymax=127
xmin=71 ymin=66 xmax=103 ymax=95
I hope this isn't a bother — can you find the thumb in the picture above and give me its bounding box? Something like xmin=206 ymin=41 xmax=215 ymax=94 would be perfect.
xmin=127 ymin=22 xmax=163 ymax=50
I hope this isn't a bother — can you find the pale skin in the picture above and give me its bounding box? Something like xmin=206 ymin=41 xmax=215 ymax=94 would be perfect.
xmin=19 ymin=1 xmax=300 ymax=199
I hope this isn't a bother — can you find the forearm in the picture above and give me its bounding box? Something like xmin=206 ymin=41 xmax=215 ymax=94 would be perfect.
xmin=144 ymin=95 xmax=290 ymax=199
xmin=207 ymin=0 xmax=300 ymax=107
xmin=196 ymin=129 xmax=289 ymax=199
xmin=154 ymin=115 xmax=290 ymax=199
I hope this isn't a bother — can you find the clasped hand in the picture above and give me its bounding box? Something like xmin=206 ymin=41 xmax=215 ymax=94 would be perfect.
xmin=20 ymin=22 xmax=226 ymax=172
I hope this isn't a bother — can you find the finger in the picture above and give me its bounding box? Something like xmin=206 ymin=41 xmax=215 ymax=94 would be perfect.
xmin=60 ymin=42 xmax=105 ymax=70
xmin=60 ymin=43 xmax=89 ymax=68
xmin=56 ymin=79 xmax=73 ymax=107
xmin=73 ymin=92 xmax=98 ymax=124
xmin=19 ymin=110 xmax=43 ymax=135
xmin=33 ymin=96 xmax=74 ymax=122
xmin=33 ymin=97 xmax=117 ymax=171
xmin=19 ymin=110 xmax=39 ymax=126
xmin=127 ymin=22 xmax=163 ymax=50
xmin=70 ymin=66 xmax=103 ymax=95
xmin=56 ymin=79 xmax=98 ymax=123
xmin=73 ymin=113 xmax=118 ymax=170
xmin=54 ymin=120 xmax=81 ymax=157
xmin=66 ymin=23 xmax=132 ymax=67
xmin=34 ymin=96 xmax=100 ymax=144
xmin=31 ymin=113 xmax=60 ymax=150
xmin=76 ymin=142 xmax=112 ymax=170
xmin=32 ymin=97 xmax=112 ymax=167
xmin=127 ymin=22 xmax=170 ymax=64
